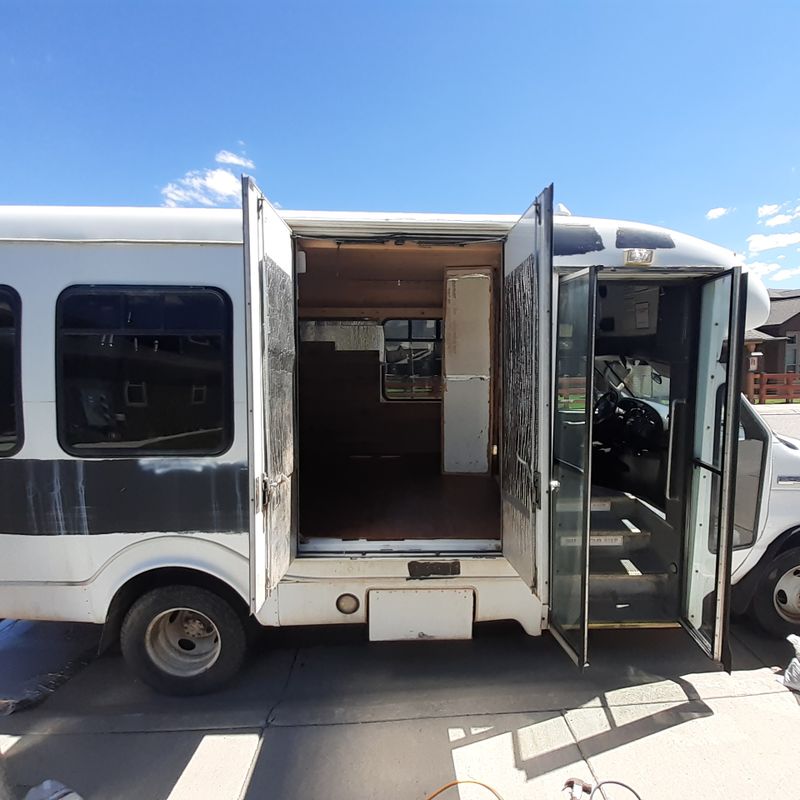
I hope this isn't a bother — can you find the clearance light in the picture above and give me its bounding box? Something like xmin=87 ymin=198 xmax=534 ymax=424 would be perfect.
xmin=623 ymin=248 xmax=655 ymax=267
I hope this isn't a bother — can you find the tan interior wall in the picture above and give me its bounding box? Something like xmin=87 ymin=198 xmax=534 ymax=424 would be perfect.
xmin=297 ymin=239 xmax=502 ymax=461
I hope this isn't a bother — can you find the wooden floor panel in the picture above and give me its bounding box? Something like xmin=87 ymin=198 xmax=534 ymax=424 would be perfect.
xmin=299 ymin=454 xmax=501 ymax=541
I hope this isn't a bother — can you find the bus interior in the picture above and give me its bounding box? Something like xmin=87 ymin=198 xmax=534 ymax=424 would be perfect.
xmin=296 ymin=237 xmax=503 ymax=554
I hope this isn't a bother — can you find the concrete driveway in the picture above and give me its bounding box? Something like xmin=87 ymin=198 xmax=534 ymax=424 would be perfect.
xmin=0 ymin=621 xmax=797 ymax=800
xmin=754 ymin=402 xmax=800 ymax=438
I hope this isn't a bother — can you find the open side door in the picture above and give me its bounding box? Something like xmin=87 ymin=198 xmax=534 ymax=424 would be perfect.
xmin=682 ymin=268 xmax=746 ymax=668
xmin=549 ymin=267 xmax=598 ymax=668
xmin=501 ymin=185 xmax=553 ymax=591
xmin=242 ymin=176 xmax=296 ymax=613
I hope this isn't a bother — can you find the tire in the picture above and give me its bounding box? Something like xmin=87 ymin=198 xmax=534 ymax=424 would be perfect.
xmin=120 ymin=585 xmax=247 ymax=695
xmin=751 ymin=547 xmax=800 ymax=637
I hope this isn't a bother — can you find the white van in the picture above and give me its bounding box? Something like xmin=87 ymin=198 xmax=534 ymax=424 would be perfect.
xmin=0 ymin=180 xmax=797 ymax=695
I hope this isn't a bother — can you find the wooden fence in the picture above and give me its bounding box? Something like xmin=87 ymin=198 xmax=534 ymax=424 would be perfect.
xmin=749 ymin=372 xmax=800 ymax=403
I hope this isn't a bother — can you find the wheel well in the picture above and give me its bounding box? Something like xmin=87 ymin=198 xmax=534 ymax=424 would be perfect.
xmin=732 ymin=526 xmax=800 ymax=616
xmin=99 ymin=567 xmax=250 ymax=654
xmin=776 ymin=528 xmax=800 ymax=557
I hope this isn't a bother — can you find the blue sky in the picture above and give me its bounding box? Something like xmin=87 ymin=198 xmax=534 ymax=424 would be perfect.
xmin=2 ymin=1 xmax=800 ymax=285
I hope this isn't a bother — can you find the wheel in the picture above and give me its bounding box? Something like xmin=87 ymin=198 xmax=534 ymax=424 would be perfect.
xmin=120 ymin=585 xmax=247 ymax=695
xmin=752 ymin=548 xmax=800 ymax=637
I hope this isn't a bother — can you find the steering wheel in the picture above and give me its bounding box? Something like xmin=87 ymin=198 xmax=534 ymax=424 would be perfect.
xmin=593 ymin=387 xmax=620 ymax=425
xmin=622 ymin=405 xmax=661 ymax=448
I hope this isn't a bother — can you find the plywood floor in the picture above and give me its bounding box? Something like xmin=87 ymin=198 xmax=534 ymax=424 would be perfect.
xmin=299 ymin=454 xmax=501 ymax=541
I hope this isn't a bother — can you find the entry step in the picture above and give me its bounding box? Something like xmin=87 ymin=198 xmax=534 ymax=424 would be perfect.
xmin=558 ymin=511 xmax=652 ymax=551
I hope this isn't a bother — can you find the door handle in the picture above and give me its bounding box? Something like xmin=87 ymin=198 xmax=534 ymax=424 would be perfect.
xmin=666 ymin=400 xmax=685 ymax=501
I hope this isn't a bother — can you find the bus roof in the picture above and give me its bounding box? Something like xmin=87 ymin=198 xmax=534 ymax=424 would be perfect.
xmin=0 ymin=204 xmax=743 ymax=270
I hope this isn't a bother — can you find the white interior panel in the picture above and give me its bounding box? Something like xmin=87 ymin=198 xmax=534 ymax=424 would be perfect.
xmin=443 ymin=269 xmax=492 ymax=473
xmin=443 ymin=379 xmax=491 ymax=473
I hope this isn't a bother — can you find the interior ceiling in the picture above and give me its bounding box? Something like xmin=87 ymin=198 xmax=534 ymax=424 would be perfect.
xmin=297 ymin=238 xmax=502 ymax=280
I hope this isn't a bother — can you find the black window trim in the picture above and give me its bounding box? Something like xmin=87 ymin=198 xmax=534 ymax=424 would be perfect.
xmin=0 ymin=285 xmax=23 ymax=457
xmin=55 ymin=284 xmax=234 ymax=458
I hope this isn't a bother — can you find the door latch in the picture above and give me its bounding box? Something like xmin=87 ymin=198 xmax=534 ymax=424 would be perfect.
xmin=256 ymin=474 xmax=269 ymax=512
xmin=533 ymin=471 xmax=542 ymax=508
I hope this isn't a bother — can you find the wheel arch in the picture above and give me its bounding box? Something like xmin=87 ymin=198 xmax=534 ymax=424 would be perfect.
xmin=731 ymin=525 xmax=800 ymax=616
xmin=95 ymin=539 xmax=251 ymax=653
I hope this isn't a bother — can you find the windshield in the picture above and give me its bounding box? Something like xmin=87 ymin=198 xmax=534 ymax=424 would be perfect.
xmin=595 ymin=358 xmax=670 ymax=405
xmin=623 ymin=363 xmax=670 ymax=404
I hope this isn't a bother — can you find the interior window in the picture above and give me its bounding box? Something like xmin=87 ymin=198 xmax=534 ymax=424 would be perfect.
xmin=0 ymin=286 xmax=21 ymax=455
xmin=382 ymin=318 xmax=443 ymax=400
xmin=57 ymin=287 xmax=232 ymax=455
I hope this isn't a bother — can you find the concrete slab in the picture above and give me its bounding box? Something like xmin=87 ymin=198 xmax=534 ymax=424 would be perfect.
xmin=754 ymin=404 xmax=800 ymax=438
xmin=0 ymin=644 xmax=297 ymax=735
xmin=2 ymin=729 xmax=261 ymax=800
xmin=269 ymin=626 xmax=781 ymax=727
xmin=565 ymin=691 xmax=800 ymax=800
xmin=0 ymin=621 xmax=796 ymax=800
xmin=0 ymin=621 xmax=100 ymax=716
xmin=247 ymin=712 xmax=590 ymax=800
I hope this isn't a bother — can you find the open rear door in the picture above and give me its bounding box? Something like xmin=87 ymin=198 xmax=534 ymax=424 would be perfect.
xmin=549 ymin=267 xmax=598 ymax=668
xmin=502 ymin=185 xmax=553 ymax=591
xmin=242 ymin=176 xmax=296 ymax=613
xmin=682 ymin=268 xmax=746 ymax=668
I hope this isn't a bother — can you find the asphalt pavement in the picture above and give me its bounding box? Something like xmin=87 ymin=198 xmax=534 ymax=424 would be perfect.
xmin=0 ymin=620 xmax=797 ymax=800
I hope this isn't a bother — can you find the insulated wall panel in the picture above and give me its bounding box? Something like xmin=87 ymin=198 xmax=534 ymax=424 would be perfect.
xmin=443 ymin=269 xmax=492 ymax=473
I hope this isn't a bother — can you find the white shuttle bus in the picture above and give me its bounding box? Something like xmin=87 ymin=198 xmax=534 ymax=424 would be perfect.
xmin=1 ymin=179 xmax=798 ymax=694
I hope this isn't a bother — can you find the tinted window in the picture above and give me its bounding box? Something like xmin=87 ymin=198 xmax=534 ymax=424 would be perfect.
xmin=0 ymin=287 xmax=21 ymax=455
xmin=553 ymin=224 xmax=604 ymax=256
xmin=57 ymin=287 xmax=232 ymax=456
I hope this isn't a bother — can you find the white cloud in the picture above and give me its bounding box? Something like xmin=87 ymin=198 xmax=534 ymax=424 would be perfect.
xmin=161 ymin=167 xmax=242 ymax=208
xmin=764 ymin=206 xmax=800 ymax=227
xmin=705 ymin=207 xmax=730 ymax=220
xmin=746 ymin=231 xmax=800 ymax=254
xmin=746 ymin=260 xmax=783 ymax=277
xmin=771 ymin=266 xmax=800 ymax=282
xmin=215 ymin=149 xmax=255 ymax=169
xmin=758 ymin=203 xmax=782 ymax=218
xmin=764 ymin=213 xmax=794 ymax=227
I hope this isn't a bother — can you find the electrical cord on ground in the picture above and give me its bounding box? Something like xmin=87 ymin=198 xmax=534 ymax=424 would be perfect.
xmin=422 ymin=777 xmax=643 ymax=800
xmin=589 ymin=780 xmax=643 ymax=799
xmin=423 ymin=779 xmax=505 ymax=799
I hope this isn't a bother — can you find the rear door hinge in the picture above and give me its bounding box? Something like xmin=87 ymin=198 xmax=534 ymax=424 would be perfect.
xmin=534 ymin=471 xmax=542 ymax=508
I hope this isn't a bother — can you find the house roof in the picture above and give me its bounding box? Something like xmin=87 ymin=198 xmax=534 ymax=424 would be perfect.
xmin=745 ymin=328 xmax=784 ymax=342
xmin=763 ymin=294 xmax=800 ymax=326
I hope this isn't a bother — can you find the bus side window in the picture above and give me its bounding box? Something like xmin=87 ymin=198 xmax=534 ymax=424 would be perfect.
xmin=0 ymin=286 xmax=22 ymax=455
xmin=56 ymin=286 xmax=233 ymax=457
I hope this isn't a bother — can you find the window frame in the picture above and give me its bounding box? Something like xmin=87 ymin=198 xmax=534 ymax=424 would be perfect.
xmin=55 ymin=284 xmax=234 ymax=458
xmin=0 ymin=285 xmax=23 ymax=457
xmin=381 ymin=317 xmax=443 ymax=402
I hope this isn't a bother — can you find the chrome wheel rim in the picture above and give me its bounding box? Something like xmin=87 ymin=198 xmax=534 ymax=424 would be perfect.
xmin=145 ymin=608 xmax=221 ymax=677
xmin=773 ymin=565 xmax=800 ymax=624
